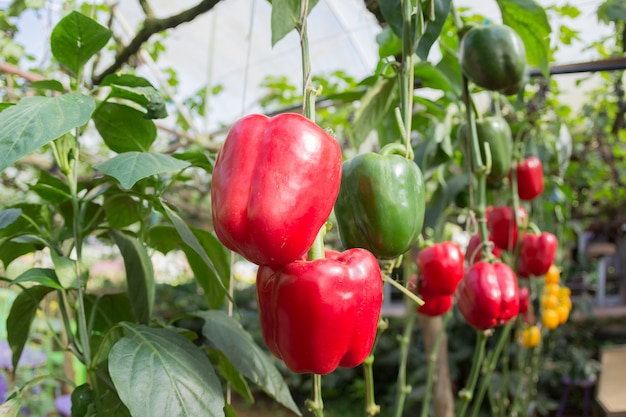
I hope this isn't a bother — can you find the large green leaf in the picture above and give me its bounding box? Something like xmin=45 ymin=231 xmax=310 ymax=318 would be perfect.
xmin=197 ymin=311 xmax=301 ymax=416
xmin=50 ymin=251 xmax=86 ymax=289
xmin=598 ymin=0 xmax=626 ymax=23
xmin=183 ymin=228 xmax=230 ymax=309
xmin=7 ymin=285 xmax=54 ymax=371
xmin=350 ymin=75 xmax=398 ymax=149
xmin=0 ymin=93 xmax=95 ymax=173
xmin=414 ymin=61 xmax=456 ymax=94
xmin=416 ymin=0 xmax=452 ymax=60
xmin=93 ymin=102 xmax=157 ymax=153
xmin=85 ymin=293 xmax=135 ymax=365
xmin=496 ymin=0 xmax=551 ymax=78
xmin=379 ymin=0 xmax=421 ymax=48
xmin=94 ymin=152 xmax=190 ymax=189
xmin=270 ymin=0 xmax=320 ymax=46
xmin=109 ymin=323 xmax=225 ymax=417
xmin=161 ymin=202 xmax=231 ymax=303
xmin=110 ymin=230 xmax=154 ymax=325
xmin=208 ymin=348 xmax=254 ymax=404
xmin=50 ymin=11 xmax=112 ymax=76
xmin=103 ymin=193 xmax=142 ymax=228
xmin=11 ymin=268 xmax=63 ymax=290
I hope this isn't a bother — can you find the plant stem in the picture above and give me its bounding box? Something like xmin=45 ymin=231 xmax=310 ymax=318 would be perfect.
xmin=298 ymin=0 xmax=315 ymax=122
xmin=305 ymin=374 xmax=324 ymax=417
xmin=420 ymin=313 xmax=451 ymax=417
xmin=470 ymin=322 xmax=514 ymax=417
xmin=457 ymin=331 xmax=489 ymax=417
xmin=399 ymin=0 xmax=420 ymax=159
xmin=363 ymin=354 xmax=380 ymax=416
xmin=393 ymin=311 xmax=416 ymax=417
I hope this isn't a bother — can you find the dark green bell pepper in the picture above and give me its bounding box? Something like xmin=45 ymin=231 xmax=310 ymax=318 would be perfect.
xmin=333 ymin=143 xmax=426 ymax=259
xmin=458 ymin=116 xmax=512 ymax=183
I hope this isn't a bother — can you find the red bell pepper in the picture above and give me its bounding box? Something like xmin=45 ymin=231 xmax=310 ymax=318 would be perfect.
xmin=456 ymin=261 xmax=520 ymax=330
xmin=516 ymin=156 xmax=544 ymax=201
xmin=465 ymin=233 xmax=502 ymax=264
xmin=211 ymin=113 xmax=342 ymax=266
xmin=256 ymin=248 xmax=383 ymax=375
xmin=409 ymin=276 xmax=453 ymax=317
xmin=487 ymin=206 xmax=528 ymax=251
xmin=518 ymin=286 xmax=530 ymax=314
xmin=416 ymin=242 xmax=464 ymax=296
xmin=518 ymin=232 xmax=558 ymax=277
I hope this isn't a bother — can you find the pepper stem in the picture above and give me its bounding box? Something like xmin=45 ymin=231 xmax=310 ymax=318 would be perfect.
xmin=457 ymin=331 xmax=489 ymax=417
xmin=305 ymin=374 xmax=324 ymax=417
xmin=393 ymin=312 xmax=416 ymax=417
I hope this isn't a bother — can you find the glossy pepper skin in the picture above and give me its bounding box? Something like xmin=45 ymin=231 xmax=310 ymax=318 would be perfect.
xmin=456 ymin=261 xmax=520 ymax=331
xmin=518 ymin=232 xmax=558 ymax=277
xmin=466 ymin=233 xmax=502 ymax=264
xmin=417 ymin=242 xmax=464 ymax=296
xmin=487 ymin=206 xmax=528 ymax=250
xmin=211 ymin=113 xmax=342 ymax=266
xmin=459 ymin=25 xmax=526 ymax=93
xmin=516 ymin=157 xmax=544 ymax=201
xmin=458 ymin=117 xmax=513 ymax=182
xmin=334 ymin=143 xmax=425 ymax=259
xmin=256 ymin=248 xmax=383 ymax=375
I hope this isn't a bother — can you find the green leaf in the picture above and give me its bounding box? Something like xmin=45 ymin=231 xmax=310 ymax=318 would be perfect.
xmin=29 ymin=79 xmax=65 ymax=92
xmin=103 ymin=193 xmax=142 ymax=228
xmin=197 ymin=311 xmax=301 ymax=416
xmin=108 ymin=84 xmax=168 ymax=119
xmin=598 ymin=0 xmax=626 ymax=23
xmin=7 ymin=285 xmax=54 ymax=370
xmin=100 ymin=74 xmax=153 ymax=88
xmin=94 ymin=152 xmax=190 ymax=189
xmin=109 ymin=323 xmax=225 ymax=417
xmin=0 ymin=241 xmax=37 ymax=269
xmin=93 ymin=102 xmax=157 ymax=153
xmin=110 ymin=230 xmax=154 ymax=325
xmin=0 ymin=397 xmax=22 ymax=417
xmin=350 ymin=75 xmax=398 ymax=149
xmin=376 ymin=26 xmax=402 ymax=58
xmin=183 ymin=228 xmax=230 ymax=309
xmin=31 ymin=170 xmax=72 ymax=203
xmin=497 ymin=0 xmax=551 ymax=78
xmin=223 ymin=404 xmax=237 ymax=417
xmin=435 ymin=49 xmax=462 ymax=99
xmin=161 ymin=202 xmax=231 ymax=303
xmin=50 ymin=11 xmax=112 ymax=76
xmin=85 ymin=293 xmax=135 ymax=365
xmin=50 ymin=251 xmax=85 ymax=289
xmin=148 ymin=224 xmax=182 ymax=254
xmin=270 ymin=0 xmax=319 ymax=46
xmin=208 ymin=348 xmax=254 ymax=404
xmin=379 ymin=0 xmax=421 ymax=47
xmin=11 ymin=268 xmax=63 ymax=290
xmin=416 ymin=0 xmax=452 ymax=60
xmin=414 ymin=61 xmax=455 ymax=94
xmin=71 ymin=384 xmax=94 ymax=417
xmin=0 ymin=208 xmax=21 ymax=229
xmin=0 ymin=93 xmax=95 ymax=173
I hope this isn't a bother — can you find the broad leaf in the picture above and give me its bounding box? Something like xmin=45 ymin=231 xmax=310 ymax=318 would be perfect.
xmin=148 ymin=224 xmax=182 ymax=254
xmin=108 ymin=85 xmax=168 ymax=119
xmin=270 ymin=0 xmax=320 ymax=46
xmin=29 ymin=79 xmax=65 ymax=93
xmin=208 ymin=348 xmax=254 ymax=404
xmin=109 ymin=323 xmax=225 ymax=417
xmin=435 ymin=48 xmax=462 ymax=97
xmin=197 ymin=311 xmax=301 ymax=416
xmin=183 ymin=228 xmax=230 ymax=309
xmin=161 ymin=202 xmax=230 ymax=303
xmin=71 ymin=384 xmax=94 ymax=417
xmin=93 ymin=102 xmax=157 ymax=153
xmin=110 ymin=230 xmax=154 ymax=325
xmin=94 ymin=152 xmax=190 ymax=189
xmin=11 ymin=268 xmax=63 ymax=290
xmin=85 ymin=293 xmax=135 ymax=365
xmin=598 ymin=0 xmax=626 ymax=23
xmin=414 ymin=62 xmax=456 ymax=94
xmin=7 ymin=285 xmax=54 ymax=371
xmin=0 ymin=93 xmax=94 ymax=173
xmin=350 ymin=75 xmax=398 ymax=149
xmin=100 ymin=74 xmax=153 ymax=88
xmin=497 ymin=0 xmax=551 ymax=78
xmin=50 ymin=11 xmax=112 ymax=76
xmin=31 ymin=170 xmax=72 ymax=203
xmin=103 ymin=193 xmax=142 ymax=228
xmin=416 ymin=0 xmax=452 ymax=60
xmin=0 ymin=208 xmax=21 ymax=229
xmin=379 ymin=0 xmax=421 ymax=48
xmin=50 ymin=251 xmax=85 ymax=289
xmin=0 ymin=241 xmax=37 ymax=269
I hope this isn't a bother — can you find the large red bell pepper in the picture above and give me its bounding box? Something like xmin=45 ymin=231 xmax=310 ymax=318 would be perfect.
xmin=516 ymin=156 xmax=544 ymax=201
xmin=211 ymin=113 xmax=342 ymax=266
xmin=456 ymin=261 xmax=520 ymax=330
xmin=256 ymin=248 xmax=383 ymax=375
xmin=416 ymin=242 xmax=464 ymax=296
xmin=518 ymin=232 xmax=558 ymax=277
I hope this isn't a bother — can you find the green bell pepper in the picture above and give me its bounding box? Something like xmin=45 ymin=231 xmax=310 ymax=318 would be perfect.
xmin=334 ymin=143 xmax=426 ymax=259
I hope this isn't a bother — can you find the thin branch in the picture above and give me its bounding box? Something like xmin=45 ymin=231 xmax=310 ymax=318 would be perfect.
xmin=139 ymin=0 xmax=155 ymax=18
xmin=0 ymin=61 xmax=45 ymax=82
xmin=92 ymin=0 xmax=220 ymax=85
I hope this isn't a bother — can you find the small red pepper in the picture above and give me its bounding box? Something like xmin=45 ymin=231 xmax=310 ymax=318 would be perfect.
xmin=518 ymin=232 xmax=558 ymax=277
xmin=456 ymin=261 xmax=520 ymax=330
xmin=211 ymin=113 xmax=342 ymax=266
xmin=516 ymin=156 xmax=544 ymax=201
xmin=256 ymin=248 xmax=383 ymax=375
xmin=416 ymin=242 xmax=464 ymax=296
xmin=487 ymin=206 xmax=528 ymax=250
xmin=409 ymin=276 xmax=453 ymax=317
xmin=465 ymin=233 xmax=502 ymax=264
xmin=518 ymin=286 xmax=530 ymax=314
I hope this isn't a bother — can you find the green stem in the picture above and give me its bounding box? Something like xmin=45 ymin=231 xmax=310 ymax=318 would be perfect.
xmin=305 ymin=374 xmax=324 ymax=417
xmin=399 ymin=0 xmax=420 ymax=159
xmin=383 ymin=274 xmax=424 ymax=306
xmin=298 ymin=0 xmax=315 ymax=122
xmin=457 ymin=331 xmax=489 ymax=417
xmin=363 ymin=355 xmax=380 ymax=416
xmin=393 ymin=312 xmax=416 ymax=417
xmin=421 ymin=313 xmax=451 ymax=417
xmin=470 ymin=322 xmax=514 ymax=417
